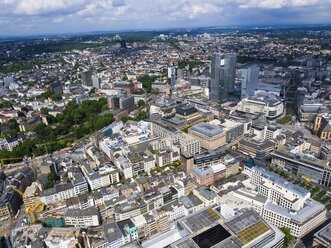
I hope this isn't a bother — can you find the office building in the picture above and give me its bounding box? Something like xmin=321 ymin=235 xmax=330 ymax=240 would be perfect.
xmin=209 ymin=53 xmax=237 ymax=102
xmin=92 ymin=76 xmax=101 ymax=89
xmin=313 ymin=223 xmax=331 ymax=248
xmin=239 ymin=138 xmax=276 ymax=158
xmin=173 ymin=207 xmax=284 ymax=248
xmin=248 ymin=166 xmax=327 ymax=237
xmin=49 ymin=82 xmax=63 ymax=94
xmin=271 ymin=147 xmax=331 ymax=187
xmin=81 ymin=70 xmax=93 ymax=86
xmin=241 ymin=65 xmax=259 ymax=99
xmin=179 ymin=133 xmax=201 ymax=156
xmin=64 ymin=207 xmax=100 ymax=227
xmin=113 ymin=81 xmax=134 ymax=93
xmin=237 ymin=96 xmax=284 ymax=119
xmin=188 ymin=122 xmax=226 ymax=150
xmin=108 ymin=93 xmax=134 ymax=111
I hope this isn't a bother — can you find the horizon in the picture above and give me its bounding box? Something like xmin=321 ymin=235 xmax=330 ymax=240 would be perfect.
xmin=0 ymin=0 xmax=330 ymax=37
xmin=1 ymin=23 xmax=330 ymax=40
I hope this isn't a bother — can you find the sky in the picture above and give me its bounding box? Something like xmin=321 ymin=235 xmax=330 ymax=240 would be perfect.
xmin=0 ymin=0 xmax=330 ymax=36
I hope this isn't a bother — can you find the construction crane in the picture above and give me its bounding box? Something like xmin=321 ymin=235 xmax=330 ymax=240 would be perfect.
xmin=8 ymin=185 xmax=44 ymax=223
xmin=48 ymin=231 xmax=101 ymax=248
xmin=36 ymin=141 xmax=61 ymax=156
xmin=1 ymin=203 xmax=43 ymax=248
xmin=1 ymin=213 xmax=27 ymax=247
xmin=0 ymin=157 xmax=29 ymax=169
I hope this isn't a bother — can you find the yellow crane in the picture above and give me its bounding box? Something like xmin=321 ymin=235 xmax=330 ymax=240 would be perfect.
xmin=48 ymin=231 xmax=101 ymax=248
xmin=1 ymin=203 xmax=43 ymax=247
xmin=9 ymin=185 xmax=44 ymax=223
xmin=0 ymin=157 xmax=29 ymax=169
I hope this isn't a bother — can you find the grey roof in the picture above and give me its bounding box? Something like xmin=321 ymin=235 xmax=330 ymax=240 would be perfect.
xmin=197 ymin=186 xmax=218 ymax=200
xmin=191 ymin=166 xmax=213 ymax=179
xmin=234 ymin=190 xmax=267 ymax=204
xmin=39 ymin=182 xmax=74 ymax=197
xmin=117 ymin=219 xmax=135 ymax=238
xmin=181 ymin=207 xmax=221 ymax=233
xmin=252 ymin=167 xmax=309 ymax=198
xmin=180 ymin=195 xmax=203 ymax=208
xmin=314 ymin=222 xmax=331 ymax=244
xmin=264 ymin=199 xmax=325 ymax=222
xmin=103 ymin=222 xmax=122 ymax=241
xmin=65 ymin=206 xmax=99 ymax=217
xmin=239 ymin=138 xmax=275 ymax=150
xmin=190 ymin=122 xmax=223 ymax=137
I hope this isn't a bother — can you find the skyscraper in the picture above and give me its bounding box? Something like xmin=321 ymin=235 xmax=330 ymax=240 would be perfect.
xmin=209 ymin=53 xmax=237 ymax=102
xmin=81 ymin=71 xmax=93 ymax=86
xmin=241 ymin=65 xmax=259 ymax=99
xmin=92 ymin=76 xmax=101 ymax=89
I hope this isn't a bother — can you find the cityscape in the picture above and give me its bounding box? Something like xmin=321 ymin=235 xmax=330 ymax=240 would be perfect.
xmin=0 ymin=2 xmax=331 ymax=248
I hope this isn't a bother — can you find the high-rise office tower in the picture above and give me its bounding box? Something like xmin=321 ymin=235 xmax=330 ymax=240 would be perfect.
xmin=224 ymin=53 xmax=237 ymax=93
xmin=92 ymin=76 xmax=101 ymax=89
xmin=209 ymin=53 xmax=237 ymax=102
xmin=167 ymin=67 xmax=176 ymax=87
xmin=241 ymin=65 xmax=259 ymax=99
xmin=81 ymin=71 xmax=93 ymax=86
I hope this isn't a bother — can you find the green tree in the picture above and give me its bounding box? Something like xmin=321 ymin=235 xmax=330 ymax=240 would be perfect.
xmin=279 ymin=227 xmax=294 ymax=248
xmin=136 ymin=110 xmax=146 ymax=121
xmin=89 ymin=87 xmax=96 ymax=96
xmin=40 ymin=107 xmax=49 ymax=115
xmin=101 ymin=104 xmax=109 ymax=112
xmin=51 ymin=93 xmax=62 ymax=101
xmin=137 ymin=100 xmax=145 ymax=107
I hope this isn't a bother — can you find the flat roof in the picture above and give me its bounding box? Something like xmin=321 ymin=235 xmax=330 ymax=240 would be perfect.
xmin=265 ymin=199 xmax=324 ymax=222
xmin=315 ymin=222 xmax=331 ymax=244
xmin=192 ymin=224 xmax=231 ymax=248
xmin=252 ymin=166 xmax=310 ymax=198
xmin=190 ymin=122 xmax=223 ymax=137
xmin=237 ymin=220 xmax=270 ymax=245
xmin=181 ymin=208 xmax=220 ymax=234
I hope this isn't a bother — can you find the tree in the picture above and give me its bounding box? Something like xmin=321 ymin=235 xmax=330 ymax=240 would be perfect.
xmin=136 ymin=110 xmax=146 ymax=121
xmin=89 ymin=87 xmax=96 ymax=96
xmin=101 ymin=104 xmax=109 ymax=112
xmin=40 ymin=107 xmax=49 ymax=115
xmin=51 ymin=93 xmax=62 ymax=101
xmin=137 ymin=100 xmax=145 ymax=107
xmin=279 ymin=227 xmax=294 ymax=248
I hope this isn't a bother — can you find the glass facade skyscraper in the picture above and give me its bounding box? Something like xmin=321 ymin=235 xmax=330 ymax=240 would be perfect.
xmin=241 ymin=65 xmax=260 ymax=99
xmin=209 ymin=53 xmax=237 ymax=102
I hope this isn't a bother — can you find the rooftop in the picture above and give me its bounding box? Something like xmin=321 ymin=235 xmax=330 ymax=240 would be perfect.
xmin=192 ymin=224 xmax=231 ymax=248
xmin=265 ymin=199 xmax=325 ymax=222
xmin=181 ymin=207 xmax=220 ymax=234
xmin=252 ymin=166 xmax=309 ymax=198
xmin=190 ymin=122 xmax=223 ymax=137
xmin=314 ymin=222 xmax=331 ymax=245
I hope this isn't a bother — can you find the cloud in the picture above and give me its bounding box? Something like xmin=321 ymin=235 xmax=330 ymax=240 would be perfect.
xmin=112 ymin=0 xmax=125 ymax=7
xmin=0 ymin=0 xmax=330 ymax=36
xmin=9 ymin=0 xmax=88 ymax=15
xmin=234 ymin=0 xmax=325 ymax=9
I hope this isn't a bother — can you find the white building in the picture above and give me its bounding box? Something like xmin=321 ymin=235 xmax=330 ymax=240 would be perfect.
xmin=40 ymin=179 xmax=88 ymax=205
xmin=179 ymin=133 xmax=201 ymax=156
xmin=249 ymin=166 xmax=327 ymax=237
xmin=237 ymin=96 xmax=284 ymax=119
xmin=64 ymin=207 xmax=100 ymax=227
